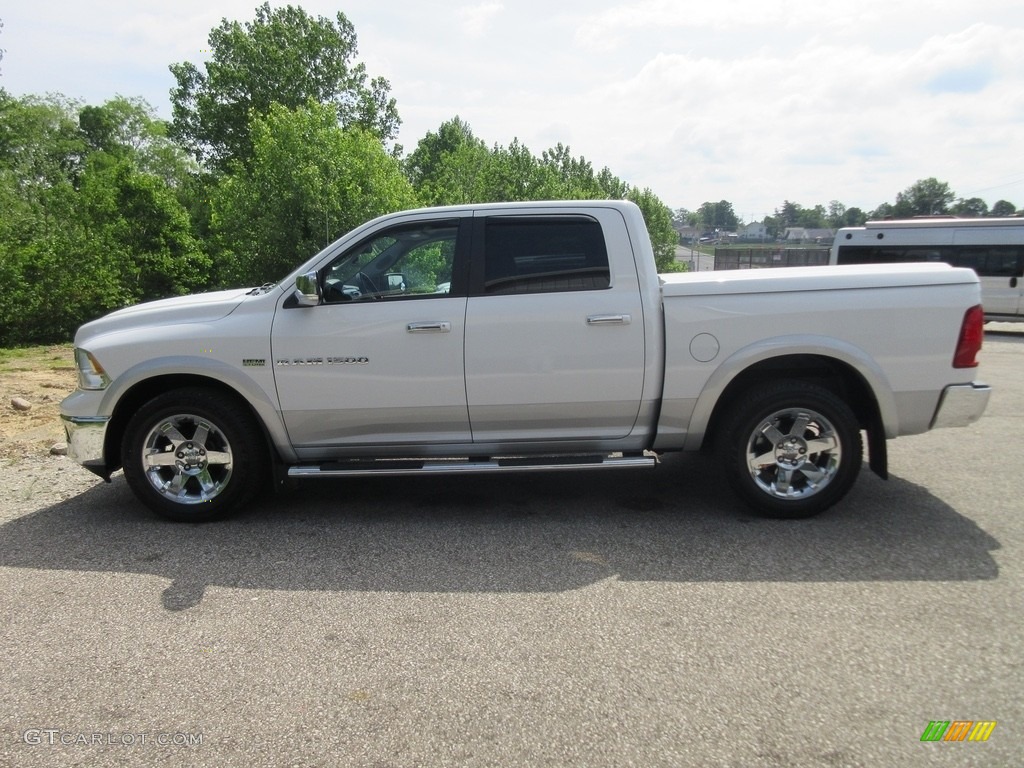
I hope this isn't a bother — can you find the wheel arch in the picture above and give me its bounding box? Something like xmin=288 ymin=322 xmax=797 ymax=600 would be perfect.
xmin=693 ymin=348 xmax=891 ymax=478
xmin=103 ymin=374 xmax=284 ymax=476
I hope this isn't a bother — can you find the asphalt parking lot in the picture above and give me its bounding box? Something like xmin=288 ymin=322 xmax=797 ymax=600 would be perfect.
xmin=2 ymin=328 xmax=1022 ymax=767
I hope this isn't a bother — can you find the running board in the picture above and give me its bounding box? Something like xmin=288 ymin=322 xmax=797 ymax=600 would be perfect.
xmin=288 ymin=454 xmax=656 ymax=478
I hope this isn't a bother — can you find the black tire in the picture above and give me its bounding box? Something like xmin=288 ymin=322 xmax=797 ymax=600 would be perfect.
xmin=718 ymin=380 xmax=862 ymax=519
xmin=121 ymin=388 xmax=267 ymax=522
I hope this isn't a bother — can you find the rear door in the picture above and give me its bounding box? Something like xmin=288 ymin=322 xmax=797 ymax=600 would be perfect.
xmin=463 ymin=208 xmax=647 ymax=443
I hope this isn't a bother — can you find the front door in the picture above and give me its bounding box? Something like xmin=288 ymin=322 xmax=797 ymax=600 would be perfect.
xmin=272 ymin=218 xmax=472 ymax=452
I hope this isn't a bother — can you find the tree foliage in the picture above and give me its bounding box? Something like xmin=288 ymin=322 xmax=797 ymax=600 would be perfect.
xmin=210 ymin=101 xmax=417 ymax=285
xmin=952 ymin=197 xmax=989 ymax=217
xmin=170 ymin=2 xmax=399 ymax=171
xmin=404 ymin=118 xmax=682 ymax=271
xmin=695 ymin=200 xmax=738 ymax=231
xmin=892 ymin=177 xmax=956 ymax=217
xmin=403 ymin=117 xmax=490 ymax=205
xmin=0 ymin=93 xmax=209 ymax=344
xmin=991 ymin=199 xmax=1018 ymax=216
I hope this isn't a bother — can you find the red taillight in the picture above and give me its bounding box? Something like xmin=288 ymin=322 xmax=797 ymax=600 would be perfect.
xmin=953 ymin=305 xmax=984 ymax=368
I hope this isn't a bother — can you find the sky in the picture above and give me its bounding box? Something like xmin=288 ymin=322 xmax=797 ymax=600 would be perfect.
xmin=3 ymin=1 xmax=1024 ymax=221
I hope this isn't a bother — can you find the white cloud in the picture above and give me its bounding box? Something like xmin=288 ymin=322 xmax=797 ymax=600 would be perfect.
xmin=5 ymin=0 xmax=1024 ymax=216
xmin=458 ymin=2 xmax=505 ymax=38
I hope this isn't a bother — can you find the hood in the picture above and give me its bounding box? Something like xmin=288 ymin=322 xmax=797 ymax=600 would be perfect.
xmin=74 ymin=288 xmax=254 ymax=343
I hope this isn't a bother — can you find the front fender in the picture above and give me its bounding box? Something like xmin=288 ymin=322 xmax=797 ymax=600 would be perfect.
xmin=98 ymin=356 xmax=296 ymax=465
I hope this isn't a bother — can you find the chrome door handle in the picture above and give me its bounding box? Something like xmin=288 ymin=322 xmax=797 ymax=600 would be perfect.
xmin=586 ymin=314 xmax=631 ymax=326
xmin=407 ymin=321 xmax=451 ymax=333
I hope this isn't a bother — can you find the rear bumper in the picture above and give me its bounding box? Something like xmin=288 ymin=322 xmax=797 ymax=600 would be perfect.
xmin=930 ymin=382 xmax=991 ymax=429
xmin=61 ymin=414 xmax=112 ymax=480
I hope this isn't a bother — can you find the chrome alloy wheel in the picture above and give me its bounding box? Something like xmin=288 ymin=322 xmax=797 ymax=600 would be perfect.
xmin=140 ymin=414 xmax=234 ymax=504
xmin=745 ymin=407 xmax=842 ymax=500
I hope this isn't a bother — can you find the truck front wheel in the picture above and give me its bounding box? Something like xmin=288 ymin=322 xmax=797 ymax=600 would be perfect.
xmin=121 ymin=388 xmax=266 ymax=522
xmin=719 ymin=380 xmax=862 ymax=518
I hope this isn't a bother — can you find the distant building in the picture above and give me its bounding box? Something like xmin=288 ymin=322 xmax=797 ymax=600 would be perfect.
xmin=782 ymin=227 xmax=835 ymax=245
xmin=674 ymin=225 xmax=699 ymax=244
xmin=740 ymin=222 xmax=768 ymax=241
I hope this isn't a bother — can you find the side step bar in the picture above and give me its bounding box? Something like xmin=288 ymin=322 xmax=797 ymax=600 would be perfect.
xmin=288 ymin=454 xmax=657 ymax=478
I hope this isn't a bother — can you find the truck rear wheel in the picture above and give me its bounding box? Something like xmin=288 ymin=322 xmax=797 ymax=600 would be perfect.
xmin=718 ymin=380 xmax=862 ymax=518
xmin=121 ymin=388 xmax=266 ymax=522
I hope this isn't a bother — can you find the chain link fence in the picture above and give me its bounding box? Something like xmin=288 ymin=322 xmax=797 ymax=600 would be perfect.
xmin=714 ymin=248 xmax=830 ymax=270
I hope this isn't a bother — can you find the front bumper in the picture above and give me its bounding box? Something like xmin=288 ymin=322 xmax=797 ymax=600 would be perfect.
xmin=61 ymin=414 xmax=112 ymax=480
xmin=930 ymin=382 xmax=991 ymax=429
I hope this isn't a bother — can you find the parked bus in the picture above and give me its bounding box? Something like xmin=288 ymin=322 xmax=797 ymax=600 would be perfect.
xmin=831 ymin=217 xmax=1024 ymax=322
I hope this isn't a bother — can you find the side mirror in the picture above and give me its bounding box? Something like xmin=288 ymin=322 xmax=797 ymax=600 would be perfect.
xmin=293 ymin=271 xmax=321 ymax=307
xmin=386 ymin=273 xmax=406 ymax=293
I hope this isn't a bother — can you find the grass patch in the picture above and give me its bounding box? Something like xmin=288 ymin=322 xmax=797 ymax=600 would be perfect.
xmin=0 ymin=344 xmax=75 ymax=373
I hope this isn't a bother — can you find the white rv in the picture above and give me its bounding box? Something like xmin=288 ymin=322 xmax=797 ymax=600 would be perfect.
xmin=831 ymin=217 xmax=1024 ymax=321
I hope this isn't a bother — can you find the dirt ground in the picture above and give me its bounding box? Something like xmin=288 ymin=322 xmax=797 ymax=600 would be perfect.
xmin=0 ymin=345 xmax=78 ymax=460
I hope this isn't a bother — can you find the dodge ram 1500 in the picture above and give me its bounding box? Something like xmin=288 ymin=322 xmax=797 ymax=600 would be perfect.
xmin=60 ymin=200 xmax=991 ymax=521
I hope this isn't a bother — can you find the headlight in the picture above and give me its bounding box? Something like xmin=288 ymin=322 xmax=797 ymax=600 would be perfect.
xmin=74 ymin=348 xmax=110 ymax=390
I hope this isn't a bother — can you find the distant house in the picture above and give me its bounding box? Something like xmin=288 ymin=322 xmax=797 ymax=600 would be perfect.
xmin=740 ymin=222 xmax=768 ymax=241
xmin=674 ymin=225 xmax=699 ymax=244
xmin=783 ymin=227 xmax=835 ymax=245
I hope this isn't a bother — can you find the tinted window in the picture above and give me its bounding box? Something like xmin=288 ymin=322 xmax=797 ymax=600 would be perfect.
xmin=955 ymin=247 xmax=1023 ymax=277
xmin=837 ymin=244 xmax=1023 ymax=277
xmin=483 ymin=217 xmax=610 ymax=295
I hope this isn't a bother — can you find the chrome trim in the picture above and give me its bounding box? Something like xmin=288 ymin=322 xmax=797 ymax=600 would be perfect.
xmin=406 ymin=321 xmax=451 ymax=333
xmin=288 ymin=454 xmax=656 ymax=478
xmin=586 ymin=314 xmax=632 ymax=325
xmin=930 ymin=383 xmax=991 ymax=429
xmin=61 ymin=415 xmax=109 ymax=468
xmin=293 ymin=271 xmax=320 ymax=306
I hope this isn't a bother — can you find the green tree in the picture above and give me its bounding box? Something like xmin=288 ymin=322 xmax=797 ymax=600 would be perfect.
xmin=628 ymin=188 xmax=681 ymax=272
xmin=775 ymin=200 xmax=801 ymax=228
xmin=403 ymin=117 xmax=489 ymax=205
xmin=991 ymin=199 xmax=1017 ymax=217
xmin=0 ymin=93 xmax=102 ymax=342
xmin=210 ymin=101 xmax=417 ymax=286
xmin=594 ymin=166 xmax=628 ymax=199
xmin=79 ymin=156 xmax=211 ymax=299
xmin=0 ymin=92 xmax=87 ymax=200
xmin=952 ymin=197 xmax=989 ymax=217
xmin=169 ymin=2 xmax=399 ymax=170
xmin=696 ymin=200 xmax=738 ymax=231
xmin=797 ymin=204 xmax=827 ymax=228
xmin=539 ymin=143 xmax=604 ymax=198
xmin=869 ymin=202 xmax=895 ymax=219
xmin=0 ymin=92 xmax=212 ymax=343
xmin=893 ymin=178 xmax=955 ymax=216
xmin=80 ymin=96 xmax=197 ymax=187
xmin=672 ymin=208 xmax=695 ymax=228
xmin=826 ymin=200 xmax=846 ymax=228
xmin=844 ymin=207 xmax=867 ymax=226
xmin=478 ymin=138 xmax=558 ymax=201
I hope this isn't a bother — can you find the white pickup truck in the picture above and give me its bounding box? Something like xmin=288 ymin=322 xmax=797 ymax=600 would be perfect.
xmin=60 ymin=200 xmax=991 ymax=522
